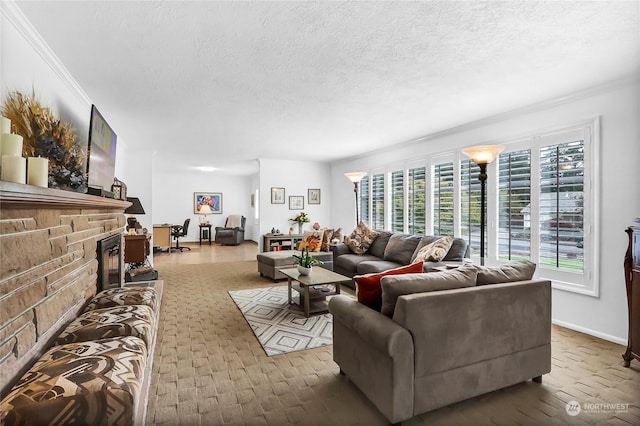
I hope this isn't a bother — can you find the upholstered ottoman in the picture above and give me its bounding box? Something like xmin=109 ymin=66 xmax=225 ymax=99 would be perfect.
xmin=257 ymin=250 xmax=334 ymax=281
xmin=0 ymin=336 xmax=147 ymax=426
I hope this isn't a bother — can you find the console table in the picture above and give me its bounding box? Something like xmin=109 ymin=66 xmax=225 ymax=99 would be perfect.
xmin=623 ymin=218 xmax=640 ymax=367
xmin=263 ymin=233 xmax=303 ymax=252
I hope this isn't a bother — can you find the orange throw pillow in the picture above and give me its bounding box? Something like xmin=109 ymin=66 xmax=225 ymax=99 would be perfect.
xmin=354 ymin=262 xmax=424 ymax=311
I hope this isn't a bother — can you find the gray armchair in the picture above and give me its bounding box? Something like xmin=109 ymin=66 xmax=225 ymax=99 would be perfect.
xmin=215 ymin=215 xmax=246 ymax=245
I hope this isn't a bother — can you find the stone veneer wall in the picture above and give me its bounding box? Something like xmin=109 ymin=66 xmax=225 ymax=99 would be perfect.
xmin=0 ymin=182 xmax=130 ymax=396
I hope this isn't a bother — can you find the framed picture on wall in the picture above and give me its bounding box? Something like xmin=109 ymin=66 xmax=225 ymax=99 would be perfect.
xmin=271 ymin=187 xmax=285 ymax=204
xmin=289 ymin=196 xmax=304 ymax=210
xmin=194 ymin=192 xmax=222 ymax=214
xmin=308 ymin=188 xmax=320 ymax=205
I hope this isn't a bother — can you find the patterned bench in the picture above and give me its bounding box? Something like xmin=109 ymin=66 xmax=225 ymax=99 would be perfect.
xmin=0 ymin=284 xmax=162 ymax=426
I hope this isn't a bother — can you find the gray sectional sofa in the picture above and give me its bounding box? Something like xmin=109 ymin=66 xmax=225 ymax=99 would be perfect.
xmin=329 ymin=264 xmax=551 ymax=424
xmin=333 ymin=231 xmax=470 ymax=287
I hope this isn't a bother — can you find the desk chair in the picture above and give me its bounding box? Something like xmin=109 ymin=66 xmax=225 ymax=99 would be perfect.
xmin=171 ymin=219 xmax=191 ymax=252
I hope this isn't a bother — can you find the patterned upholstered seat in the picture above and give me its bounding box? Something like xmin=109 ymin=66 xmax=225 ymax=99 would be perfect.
xmin=84 ymin=286 xmax=158 ymax=313
xmin=55 ymin=305 xmax=155 ymax=347
xmin=0 ymin=336 xmax=147 ymax=426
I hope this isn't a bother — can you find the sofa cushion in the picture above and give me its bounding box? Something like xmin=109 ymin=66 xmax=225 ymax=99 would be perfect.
xmin=84 ymin=286 xmax=158 ymax=313
xmin=367 ymin=231 xmax=393 ymax=258
xmin=443 ymin=237 xmax=469 ymax=261
xmin=383 ymin=234 xmax=422 ymax=265
xmin=380 ymin=265 xmax=478 ymax=317
xmin=54 ymin=305 xmax=155 ymax=347
xmin=335 ymin=253 xmax=380 ymax=271
xmin=357 ymin=260 xmax=403 ymax=275
xmin=476 ymin=260 xmax=537 ymax=285
xmin=344 ymin=222 xmax=379 ymax=255
xmin=0 ymin=336 xmax=147 ymax=426
xmin=413 ymin=236 xmax=453 ymax=262
xmin=354 ymin=262 xmax=424 ymax=311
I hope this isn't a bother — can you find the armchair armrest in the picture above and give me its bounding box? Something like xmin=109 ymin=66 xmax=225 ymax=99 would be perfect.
xmin=214 ymin=226 xmax=225 ymax=232
xmin=329 ymin=295 xmax=411 ymax=357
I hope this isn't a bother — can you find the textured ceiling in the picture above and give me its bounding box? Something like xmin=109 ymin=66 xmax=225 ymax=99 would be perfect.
xmin=14 ymin=1 xmax=640 ymax=175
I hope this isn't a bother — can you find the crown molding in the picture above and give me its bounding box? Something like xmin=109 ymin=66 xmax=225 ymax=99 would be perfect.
xmin=1 ymin=0 xmax=92 ymax=105
xmin=336 ymin=74 xmax=639 ymax=165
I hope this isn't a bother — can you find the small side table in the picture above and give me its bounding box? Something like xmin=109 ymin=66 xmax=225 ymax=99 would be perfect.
xmin=199 ymin=224 xmax=212 ymax=245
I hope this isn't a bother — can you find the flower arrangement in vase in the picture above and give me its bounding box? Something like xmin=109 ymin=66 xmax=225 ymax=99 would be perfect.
xmin=289 ymin=211 xmax=310 ymax=234
xmin=292 ymin=242 xmax=323 ymax=275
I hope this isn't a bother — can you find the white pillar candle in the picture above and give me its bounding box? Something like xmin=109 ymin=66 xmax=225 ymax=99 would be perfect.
xmin=0 ymin=116 xmax=10 ymax=134
xmin=1 ymin=155 xmax=27 ymax=184
xmin=27 ymin=157 xmax=49 ymax=187
xmin=0 ymin=133 xmax=23 ymax=156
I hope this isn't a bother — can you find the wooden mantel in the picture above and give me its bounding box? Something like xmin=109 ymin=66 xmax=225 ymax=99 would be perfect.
xmin=0 ymin=181 xmax=131 ymax=210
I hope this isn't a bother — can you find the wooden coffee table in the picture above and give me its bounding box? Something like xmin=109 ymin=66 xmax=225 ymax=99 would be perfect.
xmin=280 ymin=267 xmax=351 ymax=317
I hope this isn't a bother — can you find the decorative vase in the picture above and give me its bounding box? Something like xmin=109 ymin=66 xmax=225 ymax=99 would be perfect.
xmin=298 ymin=223 xmax=303 ymax=234
xmin=297 ymin=265 xmax=312 ymax=275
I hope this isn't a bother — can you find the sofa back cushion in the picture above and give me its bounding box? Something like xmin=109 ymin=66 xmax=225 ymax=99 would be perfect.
xmin=383 ymin=233 xmax=422 ymax=265
xmin=476 ymin=260 xmax=536 ymax=285
xmin=443 ymin=237 xmax=469 ymax=261
xmin=367 ymin=231 xmax=393 ymax=258
xmin=345 ymin=222 xmax=379 ymax=255
xmin=380 ymin=265 xmax=478 ymax=317
xmin=354 ymin=261 xmax=424 ymax=311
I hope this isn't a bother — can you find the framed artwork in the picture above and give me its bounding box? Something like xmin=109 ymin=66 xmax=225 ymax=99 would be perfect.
xmin=308 ymin=188 xmax=320 ymax=205
xmin=194 ymin=192 xmax=222 ymax=214
xmin=289 ymin=196 xmax=304 ymax=210
xmin=271 ymin=187 xmax=285 ymax=204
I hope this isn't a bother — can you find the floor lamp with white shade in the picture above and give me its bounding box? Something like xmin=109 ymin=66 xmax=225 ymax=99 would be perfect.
xmin=344 ymin=171 xmax=367 ymax=227
xmin=461 ymin=145 xmax=505 ymax=266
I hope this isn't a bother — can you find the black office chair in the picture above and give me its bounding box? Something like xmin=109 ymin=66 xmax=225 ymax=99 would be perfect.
xmin=171 ymin=219 xmax=191 ymax=252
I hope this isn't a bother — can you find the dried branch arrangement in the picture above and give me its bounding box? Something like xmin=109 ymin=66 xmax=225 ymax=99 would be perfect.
xmin=2 ymin=90 xmax=87 ymax=190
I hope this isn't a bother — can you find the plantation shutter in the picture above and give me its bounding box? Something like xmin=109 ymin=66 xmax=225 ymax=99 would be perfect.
xmin=371 ymin=173 xmax=385 ymax=230
xmin=433 ymin=162 xmax=454 ymax=236
xmin=408 ymin=166 xmax=426 ymax=235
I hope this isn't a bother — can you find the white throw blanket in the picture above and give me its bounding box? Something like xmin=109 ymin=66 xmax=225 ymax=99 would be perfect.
xmin=226 ymin=215 xmax=242 ymax=229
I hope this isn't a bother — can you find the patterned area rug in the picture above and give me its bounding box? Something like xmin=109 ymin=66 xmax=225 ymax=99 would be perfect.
xmin=229 ymin=286 xmax=333 ymax=356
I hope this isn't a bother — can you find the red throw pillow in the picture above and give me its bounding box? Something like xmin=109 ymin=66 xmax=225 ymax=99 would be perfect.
xmin=354 ymin=262 xmax=424 ymax=311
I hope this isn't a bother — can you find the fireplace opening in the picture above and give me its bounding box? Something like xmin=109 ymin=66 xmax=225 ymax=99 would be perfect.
xmin=97 ymin=234 xmax=122 ymax=291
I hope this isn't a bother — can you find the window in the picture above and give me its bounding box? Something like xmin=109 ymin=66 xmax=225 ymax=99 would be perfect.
xmin=359 ymin=176 xmax=369 ymax=225
xmin=371 ymin=173 xmax=385 ymax=230
xmin=432 ymin=162 xmax=454 ymax=236
xmin=460 ymin=159 xmax=482 ymax=256
xmin=539 ymin=141 xmax=584 ymax=272
xmin=391 ymin=171 xmax=404 ymax=232
xmin=408 ymin=166 xmax=426 ymax=235
xmin=498 ymin=149 xmax=531 ymax=261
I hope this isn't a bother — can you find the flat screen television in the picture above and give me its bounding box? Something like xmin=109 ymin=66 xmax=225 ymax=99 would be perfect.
xmin=86 ymin=105 xmax=117 ymax=194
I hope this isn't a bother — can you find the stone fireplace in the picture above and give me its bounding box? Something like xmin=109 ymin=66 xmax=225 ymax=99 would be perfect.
xmin=0 ymin=181 xmax=130 ymax=396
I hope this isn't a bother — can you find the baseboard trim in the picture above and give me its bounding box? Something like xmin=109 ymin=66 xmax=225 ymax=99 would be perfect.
xmin=552 ymin=318 xmax=626 ymax=346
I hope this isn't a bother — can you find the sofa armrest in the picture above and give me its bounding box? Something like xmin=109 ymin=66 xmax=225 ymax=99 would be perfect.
xmin=329 ymin=295 xmax=414 ymax=423
xmin=329 ymin=295 xmax=412 ymax=357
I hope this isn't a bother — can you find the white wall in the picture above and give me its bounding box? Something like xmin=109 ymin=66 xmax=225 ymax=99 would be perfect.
xmin=258 ymin=158 xmax=332 ymax=251
xmin=331 ymin=78 xmax=640 ymax=344
xmin=151 ymin=168 xmax=253 ymax=244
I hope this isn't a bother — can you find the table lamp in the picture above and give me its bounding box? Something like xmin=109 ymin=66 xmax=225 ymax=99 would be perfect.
xmin=199 ymin=204 xmax=212 ymax=224
xmin=124 ymin=197 xmax=146 ymax=231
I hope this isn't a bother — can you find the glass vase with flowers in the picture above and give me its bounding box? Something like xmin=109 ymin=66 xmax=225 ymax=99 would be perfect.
xmin=289 ymin=211 xmax=310 ymax=234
